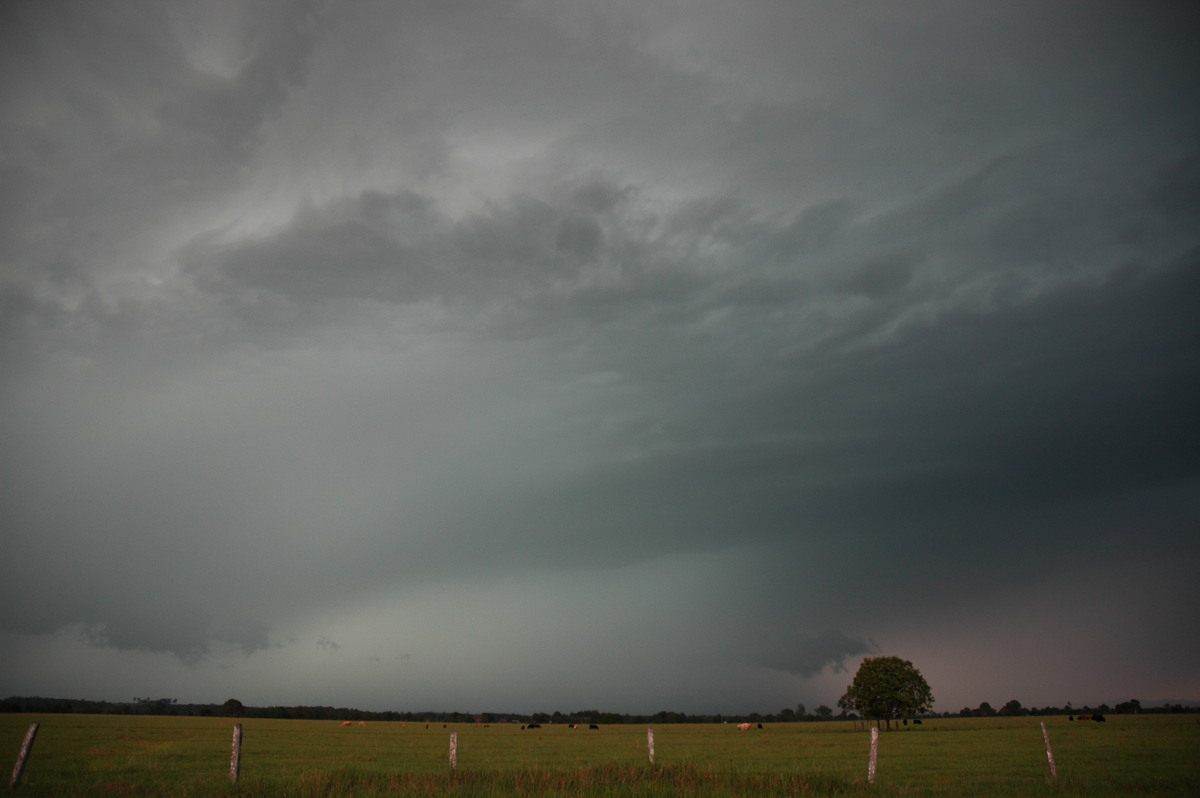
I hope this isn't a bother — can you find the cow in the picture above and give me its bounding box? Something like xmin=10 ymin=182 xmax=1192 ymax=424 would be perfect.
xmin=589 ymin=724 xmax=600 ymax=730
xmin=525 ymin=723 xmax=541 ymax=729
xmin=737 ymin=723 xmax=752 ymax=731
xmin=359 ymin=721 xmax=366 ymax=727
xmin=341 ymin=721 xmax=353 ymax=727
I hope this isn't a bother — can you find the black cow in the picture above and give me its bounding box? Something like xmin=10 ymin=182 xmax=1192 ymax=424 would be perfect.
xmin=525 ymin=723 xmax=541 ymax=729
xmin=589 ymin=724 xmax=600 ymax=730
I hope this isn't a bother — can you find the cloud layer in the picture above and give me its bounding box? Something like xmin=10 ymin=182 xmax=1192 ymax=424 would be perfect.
xmin=1 ymin=0 xmax=1198 ymax=714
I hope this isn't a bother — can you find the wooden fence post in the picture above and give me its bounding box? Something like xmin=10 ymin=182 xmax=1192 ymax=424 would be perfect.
xmin=647 ymin=727 xmax=655 ymax=765
xmin=1040 ymin=722 xmax=1057 ymax=783
xmin=867 ymin=725 xmax=879 ymax=784
xmin=449 ymin=731 xmax=458 ymax=771
xmin=9 ymin=722 xmax=39 ymax=789
xmin=229 ymin=723 xmax=243 ymax=785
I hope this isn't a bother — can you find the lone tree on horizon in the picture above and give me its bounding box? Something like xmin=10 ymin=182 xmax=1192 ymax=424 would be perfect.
xmin=839 ymin=656 xmax=934 ymax=730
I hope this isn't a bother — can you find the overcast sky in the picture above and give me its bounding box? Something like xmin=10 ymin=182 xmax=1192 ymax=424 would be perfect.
xmin=1 ymin=0 xmax=1198 ymax=716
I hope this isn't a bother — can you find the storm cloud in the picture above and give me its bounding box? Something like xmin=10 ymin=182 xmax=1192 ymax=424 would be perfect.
xmin=1 ymin=0 xmax=1197 ymax=715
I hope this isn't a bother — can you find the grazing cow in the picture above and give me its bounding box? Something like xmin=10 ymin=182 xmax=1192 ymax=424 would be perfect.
xmin=737 ymin=723 xmax=752 ymax=731
xmin=1077 ymin=714 xmax=1092 ymax=721
xmin=589 ymin=724 xmax=600 ymax=730
xmin=341 ymin=721 xmax=353 ymax=727
xmin=359 ymin=721 xmax=366 ymax=727
xmin=757 ymin=723 xmax=763 ymax=729
xmin=526 ymin=723 xmax=541 ymax=729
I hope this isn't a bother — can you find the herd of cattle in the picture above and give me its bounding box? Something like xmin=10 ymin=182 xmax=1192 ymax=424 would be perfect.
xmin=521 ymin=723 xmax=600 ymax=730
xmin=339 ymin=717 xmax=1106 ymax=730
xmin=338 ymin=721 xmax=778 ymax=730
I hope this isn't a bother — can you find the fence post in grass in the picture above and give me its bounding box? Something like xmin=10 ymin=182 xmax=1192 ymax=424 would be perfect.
xmin=9 ymin=721 xmax=39 ymax=789
xmin=867 ymin=725 xmax=879 ymax=784
xmin=1040 ymin=722 xmax=1057 ymax=783
xmin=449 ymin=731 xmax=458 ymax=771
xmin=229 ymin=723 xmax=243 ymax=785
xmin=647 ymin=727 xmax=655 ymax=765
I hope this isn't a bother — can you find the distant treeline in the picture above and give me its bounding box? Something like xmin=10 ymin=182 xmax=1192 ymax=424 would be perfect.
xmin=952 ymin=698 xmax=1198 ymax=717
xmin=1 ymin=696 xmax=1195 ymax=723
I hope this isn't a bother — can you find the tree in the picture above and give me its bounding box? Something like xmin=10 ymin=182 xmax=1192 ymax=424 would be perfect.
xmin=1115 ymin=699 xmax=1141 ymax=715
xmin=222 ymin=698 xmax=244 ymax=717
xmin=840 ymin=656 xmax=934 ymax=730
xmin=815 ymin=704 xmax=833 ymax=720
xmin=998 ymin=699 xmax=1026 ymax=717
xmin=134 ymin=697 xmax=177 ymax=716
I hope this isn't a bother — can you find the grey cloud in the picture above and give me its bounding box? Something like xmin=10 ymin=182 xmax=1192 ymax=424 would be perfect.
xmin=757 ymin=631 xmax=874 ymax=679
xmin=836 ymin=254 xmax=915 ymax=298
xmin=568 ymin=181 xmax=634 ymax=214
xmin=0 ymin=0 xmax=329 ymax=342
xmin=157 ymin=0 xmax=325 ymax=158
xmin=207 ymin=219 xmax=421 ymax=301
xmin=767 ymin=201 xmax=860 ymax=259
xmin=555 ymin=215 xmax=603 ymax=260
xmin=210 ymin=617 xmax=275 ymax=656
xmin=81 ymin=619 xmax=209 ymax=666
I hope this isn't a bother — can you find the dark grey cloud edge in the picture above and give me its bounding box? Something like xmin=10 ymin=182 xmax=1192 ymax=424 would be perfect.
xmin=178 ymin=148 xmax=1197 ymax=343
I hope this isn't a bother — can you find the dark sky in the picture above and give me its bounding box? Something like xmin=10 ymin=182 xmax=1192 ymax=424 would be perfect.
xmin=1 ymin=0 xmax=1198 ymax=715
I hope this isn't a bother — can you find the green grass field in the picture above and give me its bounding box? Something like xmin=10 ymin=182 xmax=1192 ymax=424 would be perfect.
xmin=3 ymin=714 xmax=1197 ymax=796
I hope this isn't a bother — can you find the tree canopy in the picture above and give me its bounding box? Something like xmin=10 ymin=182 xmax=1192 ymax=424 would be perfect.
xmin=839 ymin=656 xmax=934 ymax=729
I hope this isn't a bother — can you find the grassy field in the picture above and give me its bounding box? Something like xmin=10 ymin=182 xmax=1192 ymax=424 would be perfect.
xmin=3 ymin=714 xmax=1197 ymax=796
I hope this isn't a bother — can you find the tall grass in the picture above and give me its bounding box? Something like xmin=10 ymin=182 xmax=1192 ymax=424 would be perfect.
xmin=3 ymin=714 xmax=1197 ymax=796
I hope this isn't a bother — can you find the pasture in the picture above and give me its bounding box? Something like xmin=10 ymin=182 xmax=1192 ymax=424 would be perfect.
xmin=3 ymin=714 xmax=1197 ymax=796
